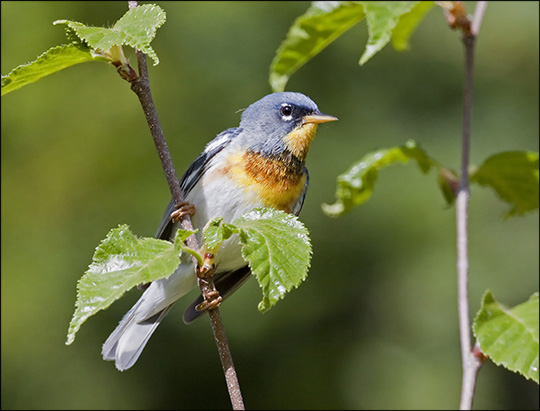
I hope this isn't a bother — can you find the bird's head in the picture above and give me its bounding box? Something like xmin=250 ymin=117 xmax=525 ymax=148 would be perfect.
xmin=239 ymin=92 xmax=337 ymax=161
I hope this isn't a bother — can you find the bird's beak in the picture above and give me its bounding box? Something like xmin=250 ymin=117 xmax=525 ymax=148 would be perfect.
xmin=303 ymin=113 xmax=338 ymax=124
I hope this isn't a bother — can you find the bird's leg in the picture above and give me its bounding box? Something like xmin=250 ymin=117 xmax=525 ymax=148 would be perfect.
xmin=195 ymin=251 xmax=222 ymax=312
xmin=170 ymin=201 xmax=196 ymax=223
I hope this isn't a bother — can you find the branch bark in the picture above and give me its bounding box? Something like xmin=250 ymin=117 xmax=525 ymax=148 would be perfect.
xmin=124 ymin=2 xmax=244 ymax=408
xmin=449 ymin=2 xmax=488 ymax=409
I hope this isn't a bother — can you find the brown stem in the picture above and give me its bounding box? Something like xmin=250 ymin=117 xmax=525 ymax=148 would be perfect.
xmin=209 ymin=309 xmax=245 ymax=410
xmin=125 ymin=2 xmax=244 ymax=408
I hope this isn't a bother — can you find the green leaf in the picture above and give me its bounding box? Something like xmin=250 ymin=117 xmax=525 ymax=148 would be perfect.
xmin=360 ymin=1 xmax=421 ymax=65
xmin=234 ymin=208 xmax=312 ymax=312
xmin=470 ymin=151 xmax=539 ymax=217
xmin=322 ymin=140 xmax=438 ymax=217
xmin=203 ymin=217 xmax=239 ymax=251
xmin=436 ymin=167 xmax=459 ymax=207
xmin=269 ymin=1 xmax=365 ymax=92
xmin=269 ymin=1 xmax=434 ymax=90
xmin=1 ymin=44 xmax=107 ymax=96
xmin=391 ymin=1 xmax=434 ymax=51
xmin=473 ymin=290 xmax=539 ymax=383
xmin=66 ymin=224 xmax=195 ymax=345
xmin=54 ymin=3 xmax=166 ymax=65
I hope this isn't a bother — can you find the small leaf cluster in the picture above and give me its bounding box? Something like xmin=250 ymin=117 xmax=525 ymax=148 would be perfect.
xmin=54 ymin=3 xmax=165 ymax=65
xmin=323 ymin=141 xmax=539 ymax=218
xmin=1 ymin=4 xmax=165 ymax=96
xmin=66 ymin=208 xmax=311 ymax=345
xmin=270 ymin=1 xmax=434 ymax=92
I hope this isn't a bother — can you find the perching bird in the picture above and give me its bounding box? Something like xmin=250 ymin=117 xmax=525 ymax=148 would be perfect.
xmin=102 ymin=92 xmax=337 ymax=370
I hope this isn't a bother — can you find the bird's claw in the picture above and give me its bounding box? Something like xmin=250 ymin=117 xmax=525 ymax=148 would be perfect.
xmin=195 ymin=290 xmax=222 ymax=312
xmin=170 ymin=201 xmax=196 ymax=223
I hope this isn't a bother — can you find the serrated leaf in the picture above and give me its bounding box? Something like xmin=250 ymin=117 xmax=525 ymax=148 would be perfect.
xmin=234 ymin=208 xmax=311 ymax=312
xmin=54 ymin=4 xmax=166 ymax=65
xmin=470 ymin=151 xmax=539 ymax=217
xmin=1 ymin=44 xmax=107 ymax=96
xmin=473 ymin=290 xmax=539 ymax=383
xmin=66 ymin=224 xmax=193 ymax=345
xmin=322 ymin=140 xmax=438 ymax=217
xmin=360 ymin=1 xmax=420 ymax=65
xmin=269 ymin=1 xmax=365 ymax=92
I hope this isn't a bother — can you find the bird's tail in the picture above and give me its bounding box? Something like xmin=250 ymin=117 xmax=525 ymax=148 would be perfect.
xmin=102 ymin=258 xmax=198 ymax=371
xmin=102 ymin=298 xmax=175 ymax=371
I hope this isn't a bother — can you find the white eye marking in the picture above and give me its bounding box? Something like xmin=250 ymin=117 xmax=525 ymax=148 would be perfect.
xmin=280 ymin=103 xmax=293 ymax=121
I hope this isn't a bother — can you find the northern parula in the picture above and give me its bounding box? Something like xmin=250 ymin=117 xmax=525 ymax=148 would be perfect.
xmin=102 ymin=92 xmax=337 ymax=370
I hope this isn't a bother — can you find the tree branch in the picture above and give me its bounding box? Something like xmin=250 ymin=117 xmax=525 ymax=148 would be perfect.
xmin=124 ymin=2 xmax=244 ymax=408
xmin=447 ymin=2 xmax=488 ymax=409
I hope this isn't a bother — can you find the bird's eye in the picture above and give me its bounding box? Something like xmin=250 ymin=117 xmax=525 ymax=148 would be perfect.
xmin=280 ymin=104 xmax=293 ymax=118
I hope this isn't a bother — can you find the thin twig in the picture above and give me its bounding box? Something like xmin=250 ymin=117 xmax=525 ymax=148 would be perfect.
xmin=209 ymin=309 xmax=245 ymax=410
xmin=127 ymin=1 xmax=195 ymax=247
xmin=456 ymin=33 xmax=474 ymax=410
xmin=452 ymin=2 xmax=488 ymax=409
xmin=126 ymin=2 xmax=244 ymax=408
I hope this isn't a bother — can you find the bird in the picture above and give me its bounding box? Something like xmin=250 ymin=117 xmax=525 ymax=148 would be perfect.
xmin=102 ymin=91 xmax=337 ymax=371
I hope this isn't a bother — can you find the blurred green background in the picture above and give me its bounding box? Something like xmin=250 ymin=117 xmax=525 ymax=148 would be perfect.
xmin=2 ymin=1 xmax=538 ymax=409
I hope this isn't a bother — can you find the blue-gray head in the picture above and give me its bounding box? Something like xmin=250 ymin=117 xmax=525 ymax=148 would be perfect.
xmin=238 ymin=92 xmax=337 ymax=161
